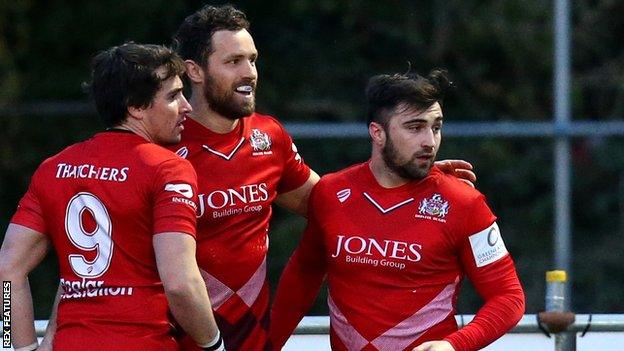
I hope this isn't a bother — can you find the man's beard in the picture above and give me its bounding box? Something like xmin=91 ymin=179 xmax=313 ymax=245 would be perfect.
xmin=381 ymin=132 xmax=435 ymax=180
xmin=203 ymin=76 xmax=255 ymax=120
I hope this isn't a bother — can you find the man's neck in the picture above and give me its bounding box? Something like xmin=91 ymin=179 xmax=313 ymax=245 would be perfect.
xmin=368 ymin=153 xmax=410 ymax=189
xmin=189 ymin=94 xmax=240 ymax=134
xmin=115 ymin=121 xmax=152 ymax=142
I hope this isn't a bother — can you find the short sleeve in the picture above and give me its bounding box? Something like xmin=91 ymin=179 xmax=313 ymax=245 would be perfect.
xmin=11 ymin=171 xmax=47 ymax=234
xmin=275 ymin=124 xmax=311 ymax=194
xmin=152 ymin=158 xmax=199 ymax=237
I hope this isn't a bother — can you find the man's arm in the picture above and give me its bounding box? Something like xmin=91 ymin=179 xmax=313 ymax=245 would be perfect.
xmin=270 ymin=195 xmax=327 ymax=350
xmin=37 ymin=284 xmax=62 ymax=351
xmin=270 ymin=245 xmax=326 ymax=349
xmin=413 ymin=257 xmax=523 ymax=351
xmin=153 ymin=232 xmax=223 ymax=349
xmin=445 ymin=257 xmax=524 ymax=351
xmin=430 ymin=218 xmax=524 ymax=351
xmin=274 ymin=171 xmax=320 ymax=217
xmin=0 ymin=224 xmax=50 ymax=349
xmin=434 ymin=159 xmax=476 ymax=186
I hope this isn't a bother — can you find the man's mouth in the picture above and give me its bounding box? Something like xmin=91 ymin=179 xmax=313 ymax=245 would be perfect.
xmin=176 ymin=115 xmax=187 ymax=128
xmin=415 ymin=154 xmax=434 ymax=162
xmin=235 ymin=85 xmax=254 ymax=96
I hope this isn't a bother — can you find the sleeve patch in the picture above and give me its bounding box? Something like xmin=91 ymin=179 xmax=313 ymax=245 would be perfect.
xmin=164 ymin=183 xmax=193 ymax=198
xmin=468 ymin=222 xmax=508 ymax=267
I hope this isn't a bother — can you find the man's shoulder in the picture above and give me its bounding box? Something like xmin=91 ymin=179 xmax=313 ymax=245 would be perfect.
xmin=429 ymin=167 xmax=487 ymax=207
xmin=315 ymin=163 xmax=366 ymax=194
xmin=135 ymin=141 xmax=182 ymax=158
xmin=246 ymin=112 xmax=287 ymax=132
xmin=35 ymin=138 xmax=92 ymax=173
xmin=134 ymin=143 xmax=192 ymax=169
xmin=41 ymin=135 xmax=190 ymax=177
xmin=248 ymin=111 xmax=280 ymax=123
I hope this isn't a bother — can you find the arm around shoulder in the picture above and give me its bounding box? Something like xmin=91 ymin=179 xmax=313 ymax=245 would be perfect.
xmin=275 ymin=170 xmax=320 ymax=217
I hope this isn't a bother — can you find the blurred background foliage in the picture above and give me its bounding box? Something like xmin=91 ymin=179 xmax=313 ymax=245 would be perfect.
xmin=1 ymin=0 xmax=624 ymax=318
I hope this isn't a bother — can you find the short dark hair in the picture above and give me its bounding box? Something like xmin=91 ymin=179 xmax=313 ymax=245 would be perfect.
xmin=365 ymin=69 xmax=451 ymax=126
xmin=173 ymin=4 xmax=250 ymax=65
xmin=86 ymin=42 xmax=185 ymax=127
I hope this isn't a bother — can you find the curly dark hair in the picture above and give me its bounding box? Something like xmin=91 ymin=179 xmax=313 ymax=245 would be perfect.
xmin=86 ymin=42 xmax=185 ymax=127
xmin=173 ymin=4 xmax=250 ymax=65
xmin=365 ymin=69 xmax=452 ymax=126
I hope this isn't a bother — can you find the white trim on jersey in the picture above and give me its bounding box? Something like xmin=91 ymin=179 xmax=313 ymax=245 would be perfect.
xmin=199 ymin=257 xmax=267 ymax=309
xmin=363 ymin=192 xmax=415 ymax=214
xmin=328 ymin=277 xmax=458 ymax=351
xmin=202 ymin=137 xmax=245 ymax=160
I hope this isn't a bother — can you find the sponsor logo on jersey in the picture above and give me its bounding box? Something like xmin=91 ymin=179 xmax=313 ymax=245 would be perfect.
xmin=197 ymin=182 xmax=269 ymax=219
xmin=468 ymin=222 xmax=508 ymax=267
xmin=166 ymin=183 xmax=197 ymax=209
xmin=55 ymin=163 xmax=129 ymax=182
xmin=416 ymin=193 xmax=450 ymax=223
xmin=336 ymin=189 xmax=351 ymax=203
xmin=165 ymin=183 xmax=193 ymax=198
xmin=175 ymin=146 xmax=189 ymax=159
xmin=331 ymin=234 xmax=423 ymax=270
xmin=59 ymin=278 xmax=134 ymax=300
xmin=249 ymin=129 xmax=273 ymax=156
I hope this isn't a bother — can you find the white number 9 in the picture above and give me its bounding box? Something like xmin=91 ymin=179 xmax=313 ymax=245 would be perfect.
xmin=65 ymin=192 xmax=113 ymax=278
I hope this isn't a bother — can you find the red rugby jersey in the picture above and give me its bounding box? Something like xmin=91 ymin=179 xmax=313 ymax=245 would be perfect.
xmin=11 ymin=131 xmax=199 ymax=351
xmin=168 ymin=113 xmax=310 ymax=350
xmin=271 ymin=162 xmax=525 ymax=351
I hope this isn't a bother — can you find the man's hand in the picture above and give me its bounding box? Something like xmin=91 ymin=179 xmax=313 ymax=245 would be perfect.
xmin=38 ymin=338 xmax=53 ymax=351
xmin=413 ymin=340 xmax=455 ymax=351
xmin=435 ymin=159 xmax=476 ymax=187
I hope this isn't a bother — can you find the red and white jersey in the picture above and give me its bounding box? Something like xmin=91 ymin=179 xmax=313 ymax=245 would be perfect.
xmin=168 ymin=113 xmax=310 ymax=350
xmin=272 ymin=162 xmax=524 ymax=351
xmin=11 ymin=130 xmax=199 ymax=351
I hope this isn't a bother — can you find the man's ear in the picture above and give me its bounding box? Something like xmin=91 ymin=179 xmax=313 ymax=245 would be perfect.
xmin=127 ymin=106 xmax=145 ymax=121
xmin=184 ymin=59 xmax=204 ymax=84
xmin=369 ymin=121 xmax=386 ymax=147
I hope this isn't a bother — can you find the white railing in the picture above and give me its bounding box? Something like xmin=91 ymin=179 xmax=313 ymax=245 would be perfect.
xmin=3 ymin=314 xmax=622 ymax=351
xmin=285 ymin=314 xmax=624 ymax=351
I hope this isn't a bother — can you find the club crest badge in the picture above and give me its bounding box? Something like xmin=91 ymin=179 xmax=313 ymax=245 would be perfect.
xmin=417 ymin=193 xmax=450 ymax=222
xmin=249 ymin=129 xmax=272 ymax=152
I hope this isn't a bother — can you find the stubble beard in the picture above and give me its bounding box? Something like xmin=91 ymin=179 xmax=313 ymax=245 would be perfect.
xmin=203 ymin=75 xmax=255 ymax=120
xmin=382 ymin=132 xmax=435 ymax=180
